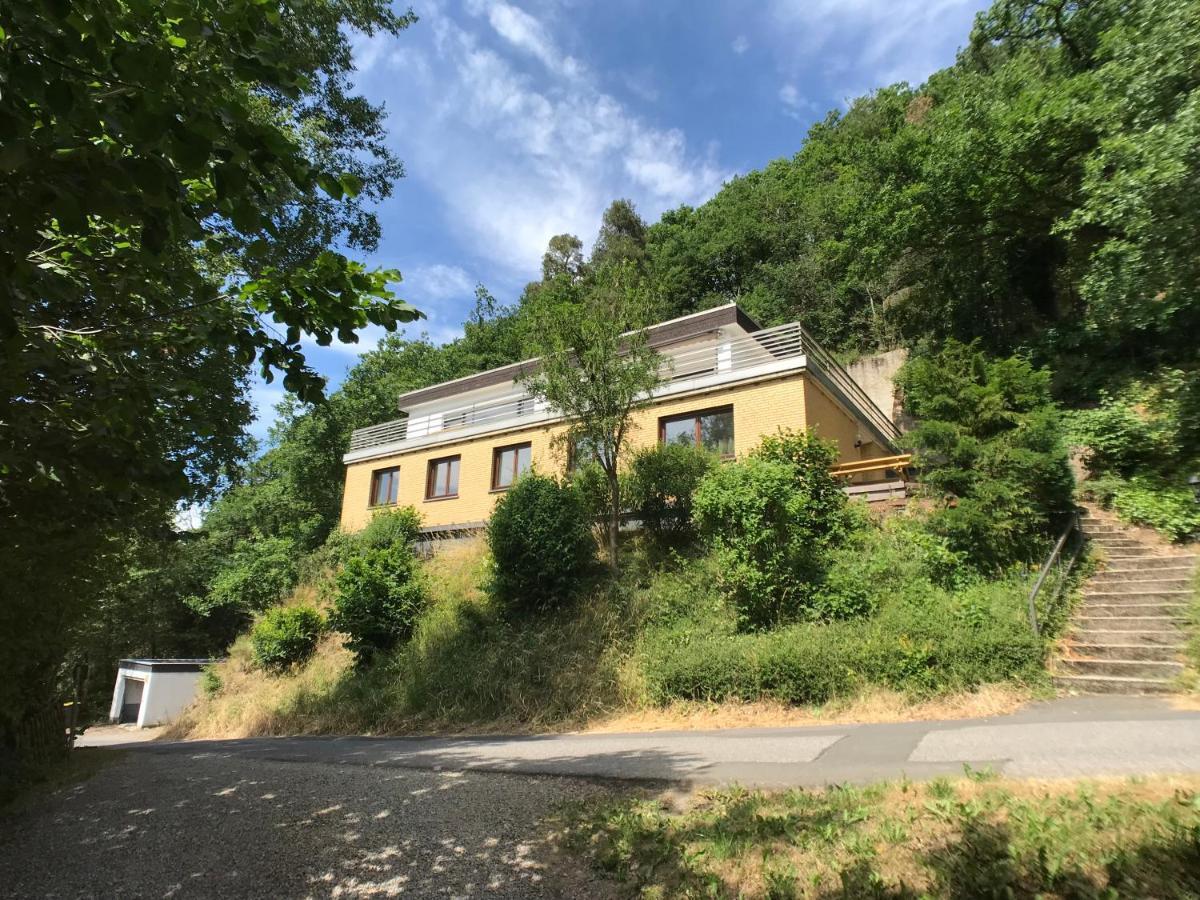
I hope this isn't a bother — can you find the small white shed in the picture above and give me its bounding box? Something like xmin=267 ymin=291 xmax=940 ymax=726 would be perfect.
xmin=108 ymin=659 xmax=212 ymax=728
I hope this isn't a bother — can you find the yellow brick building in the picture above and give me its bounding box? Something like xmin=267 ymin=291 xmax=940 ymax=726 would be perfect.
xmin=340 ymin=305 xmax=900 ymax=533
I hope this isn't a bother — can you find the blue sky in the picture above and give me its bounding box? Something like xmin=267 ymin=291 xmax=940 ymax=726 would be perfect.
xmin=249 ymin=0 xmax=991 ymax=441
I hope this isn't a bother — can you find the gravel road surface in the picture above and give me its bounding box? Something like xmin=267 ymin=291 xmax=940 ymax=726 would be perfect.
xmin=0 ymin=753 xmax=616 ymax=898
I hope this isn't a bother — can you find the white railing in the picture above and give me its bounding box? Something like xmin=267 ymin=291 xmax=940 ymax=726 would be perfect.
xmin=347 ymin=320 xmax=898 ymax=454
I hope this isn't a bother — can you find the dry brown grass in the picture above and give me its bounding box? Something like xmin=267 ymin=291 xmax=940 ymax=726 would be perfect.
xmin=580 ymin=683 xmax=1033 ymax=734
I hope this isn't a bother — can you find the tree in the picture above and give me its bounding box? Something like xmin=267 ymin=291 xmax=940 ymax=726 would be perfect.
xmin=0 ymin=0 xmax=422 ymax=776
xmin=592 ymin=199 xmax=648 ymax=268
xmin=520 ymin=262 xmax=662 ymax=568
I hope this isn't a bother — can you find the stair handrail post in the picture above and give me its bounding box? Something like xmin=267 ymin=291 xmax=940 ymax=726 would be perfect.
xmin=1027 ymin=510 xmax=1081 ymax=637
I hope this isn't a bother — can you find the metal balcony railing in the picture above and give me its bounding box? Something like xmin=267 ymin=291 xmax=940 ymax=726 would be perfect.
xmin=347 ymin=320 xmax=899 ymax=454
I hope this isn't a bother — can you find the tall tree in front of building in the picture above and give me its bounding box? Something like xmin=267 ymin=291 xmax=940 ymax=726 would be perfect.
xmin=520 ymin=261 xmax=661 ymax=569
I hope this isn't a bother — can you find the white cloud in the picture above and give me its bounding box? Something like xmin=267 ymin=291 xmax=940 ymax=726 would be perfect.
xmin=731 ymin=34 xmax=750 ymax=54
xmin=405 ymin=263 xmax=476 ymax=302
xmin=248 ymin=381 xmax=287 ymax=445
xmin=352 ymin=5 xmax=731 ymax=277
xmin=765 ymin=0 xmax=982 ymax=92
xmin=778 ymin=82 xmax=818 ymax=119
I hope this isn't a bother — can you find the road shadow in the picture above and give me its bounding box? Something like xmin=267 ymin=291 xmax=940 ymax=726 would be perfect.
xmin=0 ymin=742 xmax=702 ymax=897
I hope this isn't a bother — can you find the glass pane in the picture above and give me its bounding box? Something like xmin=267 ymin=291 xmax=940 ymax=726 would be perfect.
xmin=371 ymin=475 xmax=384 ymax=505
xmin=700 ymin=410 xmax=734 ymax=456
xmin=662 ymin=417 xmax=696 ymax=447
xmin=516 ymin=445 xmax=531 ymax=476
xmin=386 ymin=470 xmax=398 ymax=504
xmin=496 ymin=449 xmax=515 ymax=488
xmin=446 ymin=458 xmax=459 ymax=495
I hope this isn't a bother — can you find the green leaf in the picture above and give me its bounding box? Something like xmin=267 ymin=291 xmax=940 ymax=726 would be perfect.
xmin=339 ymin=173 xmax=363 ymax=198
xmin=45 ymin=80 xmax=74 ymax=115
xmin=316 ymin=173 xmax=344 ymax=200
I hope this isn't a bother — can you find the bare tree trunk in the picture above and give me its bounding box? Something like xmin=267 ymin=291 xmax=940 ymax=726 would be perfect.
xmin=607 ymin=469 xmax=620 ymax=572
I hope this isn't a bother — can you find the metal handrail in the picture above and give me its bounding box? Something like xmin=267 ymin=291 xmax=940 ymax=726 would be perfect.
xmin=1026 ymin=510 xmax=1084 ymax=636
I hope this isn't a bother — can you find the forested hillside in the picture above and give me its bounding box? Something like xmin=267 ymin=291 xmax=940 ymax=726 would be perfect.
xmin=19 ymin=0 xmax=1200 ymax=728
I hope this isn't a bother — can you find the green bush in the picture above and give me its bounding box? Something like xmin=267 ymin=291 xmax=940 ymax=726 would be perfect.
xmin=625 ymin=443 xmax=716 ymax=541
xmin=202 ymin=536 xmax=300 ymax=615
xmin=566 ymin=460 xmax=611 ymax=526
xmin=488 ymin=473 xmax=597 ymax=614
xmin=358 ymin=505 xmax=422 ymax=550
xmin=331 ymin=544 xmax=428 ymax=662
xmin=898 ymin=342 xmax=1075 ymax=571
xmin=199 ymin=666 xmax=222 ymax=697
xmin=692 ymin=431 xmax=851 ymax=630
xmin=1064 ymin=395 xmax=1167 ymax=477
xmin=251 ymin=606 xmax=325 ymax=673
xmin=1086 ymin=474 xmax=1200 ymax=542
xmin=640 ymin=572 xmax=1043 ymax=706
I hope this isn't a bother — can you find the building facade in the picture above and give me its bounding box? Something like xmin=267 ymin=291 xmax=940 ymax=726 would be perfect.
xmin=339 ymin=305 xmax=900 ymax=533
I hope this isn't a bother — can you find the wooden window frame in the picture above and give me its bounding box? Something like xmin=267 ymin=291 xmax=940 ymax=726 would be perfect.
xmin=491 ymin=441 xmax=532 ymax=492
xmin=424 ymin=455 xmax=461 ymax=501
xmin=368 ymin=466 xmax=400 ymax=508
xmin=657 ymin=405 xmax=735 ymax=458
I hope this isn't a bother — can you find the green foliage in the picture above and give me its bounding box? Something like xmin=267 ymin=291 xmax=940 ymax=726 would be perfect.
xmin=358 ymin=506 xmax=423 ymax=551
xmin=624 ymin=444 xmax=716 ymax=541
xmin=200 ymin=667 xmax=222 ymax=698
xmin=1065 ymin=395 xmax=1169 ymax=476
xmin=692 ymin=431 xmax=850 ymax=629
xmin=201 ymin=537 xmax=301 ymax=616
xmin=1086 ymin=475 xmax=1200 ymax=543
xmin=898 ymin=341 xmax=1075 ymax=570
xmin=521 ymin=260 xmax=662 ymax=566
xmin=487 ymin=474 xmax=597 ymax=614
xmin=331 ymin=544 xmax=428 ymax=663
xmin=251 ymin=607 xmax=325 ymax=673
xmin=0 ymin=0 xmax=423 ymax=754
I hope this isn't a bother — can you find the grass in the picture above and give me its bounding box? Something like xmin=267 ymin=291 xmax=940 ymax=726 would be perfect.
xmin=170 ymin=517 xmax=1067 ymax=740
xmin=558 ymin=775 xmax=1200 ymax=898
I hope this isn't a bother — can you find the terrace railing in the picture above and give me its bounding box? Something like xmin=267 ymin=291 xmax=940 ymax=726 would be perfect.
xmin=347 ymin=320 xmax=900 ymax=454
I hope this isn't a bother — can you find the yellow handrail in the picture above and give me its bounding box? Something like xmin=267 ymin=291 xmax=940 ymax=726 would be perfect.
xmin=829 ymin=453 xmax=912 ymax=478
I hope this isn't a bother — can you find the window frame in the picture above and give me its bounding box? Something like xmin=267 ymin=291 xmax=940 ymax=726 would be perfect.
xmin=657 ymin=405 xmax=735 ymax=458
xmin=424 ymin=455 xmax=461 ymax=501
xmin=368 ymin=466 xmax=400 ymax=508
xmin=491 ymin=441 xmax=532 ymax=492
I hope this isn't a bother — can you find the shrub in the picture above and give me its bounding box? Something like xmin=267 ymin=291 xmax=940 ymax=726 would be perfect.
xmin=692 ymin=436 xmax=852 ymax=630
xmin=331 ymin=543 xmax=427 ymax=662
xmin=1085 ymin=474 xmax=1200 ymax=542
xmin=566 ymin=460 xmax=611 ymax=527
xmin=358 ymin=505 xmax=422 ymax=551
xmin=251 ymin=606 xmax=325 ymax=673
xmin=487 ymin=473 xmax=596 ymax=614
xmin=898 ymin=342 xmax=1075 ymax=571
xmin=1064 ymin=395 xmax=1167 ymax=477
xmin=625 ymin=444 xmax=716 ymax=541
xmin=202 ymin=536 xmax=300 ymax=615
xmin=199 ymin=666 xmax=222 ymax=697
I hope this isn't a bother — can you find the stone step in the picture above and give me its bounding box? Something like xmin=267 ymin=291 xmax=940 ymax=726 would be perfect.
xmin=1088 ymin=576 xmax=1194 ymax=592
xmin=1105 ymin=554 xmax=1198 ymax=566
xmin=1071 ymin=627 xmax=1184 ymax=645
xmin=1073 ymin=615 xmax=1186 ymax=632
xmin=1056 ymin=657 xmax=1184 ymax=679
xmin=1103 ymin=556 xmax=1198 ymax=571
xmin=1081 ymin=601 xmax=1190 ymax=617
xmin=1066 ymin=642 xmax=1184 ymax=661
xmin=1083 ymin=588 xmax=1192 ymax=602
xmin=1053 ymin=674 xmax=1177 ymax=695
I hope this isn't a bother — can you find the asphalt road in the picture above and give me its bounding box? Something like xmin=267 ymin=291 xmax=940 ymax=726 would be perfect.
xmin=124 ymin=695 xmax=1200 ymax=788
xmin=5 ymin=695 xmax=1200 ymax=898
xmin=0 ymin=753 xmax=615 ymax=898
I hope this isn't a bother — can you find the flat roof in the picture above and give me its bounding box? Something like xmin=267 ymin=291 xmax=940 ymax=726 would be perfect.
xmin=393 ymin=303 xmax=762 ymax=410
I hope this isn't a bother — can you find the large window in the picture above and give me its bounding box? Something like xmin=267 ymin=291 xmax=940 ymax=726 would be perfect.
xmin=425 ymin=455 xmax=460 ymax=500
xmin=492 ymin=442 xmax=532 ymax=490
xmin=659 ymin=406 xmax=734 ymax=457
xmin=369 ymin=466 xmax=400 ymax=507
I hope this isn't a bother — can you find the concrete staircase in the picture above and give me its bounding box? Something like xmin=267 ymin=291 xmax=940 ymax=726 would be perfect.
xmin=1054 ymin=511 xmax=1196 ymax=695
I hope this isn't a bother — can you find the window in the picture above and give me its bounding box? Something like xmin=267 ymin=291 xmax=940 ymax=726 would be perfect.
xmin=369 ymin=466 xmax=400 ymax=507
xmin=425 ymin=455 xmax=460 ymax=500
xmin=491 ymin=442 xmax=532 ymax=490
xmin=659 ymin=406 xmax=734 ymax=457
xmin=568 ymin=435 xmax=611 ymax=472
